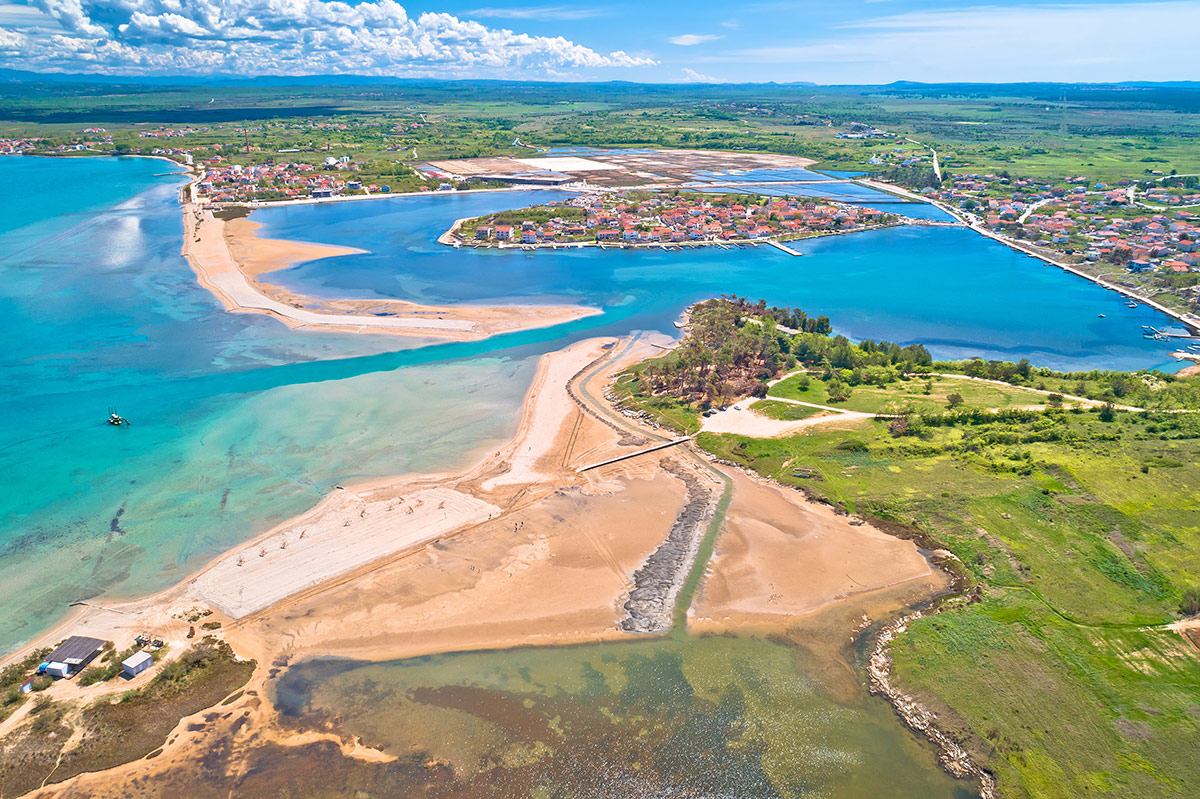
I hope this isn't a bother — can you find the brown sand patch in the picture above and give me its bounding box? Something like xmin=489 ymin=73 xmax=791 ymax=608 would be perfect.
xmin=691 ymin=469 xmax=948 ymax=635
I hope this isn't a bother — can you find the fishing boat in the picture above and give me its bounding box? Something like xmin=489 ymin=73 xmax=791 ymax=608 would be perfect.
xmin=106 ymin=407 xmax=130 ymax=426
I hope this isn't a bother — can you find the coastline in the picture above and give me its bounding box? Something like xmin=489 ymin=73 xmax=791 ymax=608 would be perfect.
xmin=182 ymin=203 xmax=602 ymax=340
xmin=859 ymin=178 xmax=1200 ymax=336
xmin=0 ymin=331 xmax=975 ymax=796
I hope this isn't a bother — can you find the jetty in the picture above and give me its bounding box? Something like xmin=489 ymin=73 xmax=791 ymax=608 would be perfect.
xmin=765 ymin=239 xmax=802 ymax=256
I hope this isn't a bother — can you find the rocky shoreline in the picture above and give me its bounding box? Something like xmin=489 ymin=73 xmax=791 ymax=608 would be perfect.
xmin=868 ymin=608 xmax=997 ymax=798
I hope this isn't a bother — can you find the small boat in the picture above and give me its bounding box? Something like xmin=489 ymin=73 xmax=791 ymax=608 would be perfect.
xmin=1098 ymin=314 xmax=1106 ymax=318
xmin=105 ymin=407 xmax=130 ymax=426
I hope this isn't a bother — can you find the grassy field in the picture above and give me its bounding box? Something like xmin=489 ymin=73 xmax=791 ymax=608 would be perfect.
xmin=769 ymin=372 xmax=1059 ymax=415
xmin=749 ymin=399 xmax=823 ymax=421
xmin=698 ymin=408 xmax=1200 ymax=798
xmin=3 ymin=81 xmax=1196 ymax=185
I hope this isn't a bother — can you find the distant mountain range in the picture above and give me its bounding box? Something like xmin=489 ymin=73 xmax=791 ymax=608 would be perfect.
xmin=1 ymin=68 xmax=1196 ymax=90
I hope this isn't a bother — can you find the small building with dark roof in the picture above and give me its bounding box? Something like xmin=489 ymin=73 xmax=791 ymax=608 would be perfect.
xmin=44 ymin=636 xmax=106 ymax=676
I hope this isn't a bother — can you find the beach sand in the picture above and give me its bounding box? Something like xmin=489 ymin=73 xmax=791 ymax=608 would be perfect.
xmin=691 ymin=468 xmax=948 ymax=634
xmin=182 ymin=206 xmax=602 ymax=340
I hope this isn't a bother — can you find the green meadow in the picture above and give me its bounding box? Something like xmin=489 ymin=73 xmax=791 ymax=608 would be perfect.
xmin=769 ymin=372 xmax=1059 ymax=415
xmin=699 ymin=408 xmax=1200 ymax=798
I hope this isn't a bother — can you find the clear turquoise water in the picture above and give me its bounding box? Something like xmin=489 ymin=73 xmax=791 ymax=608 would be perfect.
xmin=0 ymin=159 xmax=540 ymax=651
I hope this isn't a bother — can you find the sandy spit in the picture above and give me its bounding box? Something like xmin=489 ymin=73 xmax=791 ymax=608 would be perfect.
xmin=181 ymin=205 xmax=601 ymax=340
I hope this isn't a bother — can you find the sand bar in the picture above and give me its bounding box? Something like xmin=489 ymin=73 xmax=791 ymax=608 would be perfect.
xmin=183 ymin=204 xmax=602 ymax=340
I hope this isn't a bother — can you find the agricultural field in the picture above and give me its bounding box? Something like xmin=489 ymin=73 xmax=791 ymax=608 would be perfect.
xmin=3 ymin=80 xmax=1197 ymax=185
xmin=699 ymin=407 xmax=1200 ymax=798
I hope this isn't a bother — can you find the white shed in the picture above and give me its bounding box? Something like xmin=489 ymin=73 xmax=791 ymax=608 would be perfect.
xmin=45 ymin=662 xmax=69 ymax=678
xmin=122 ymin=651 xmax=153 ymax=678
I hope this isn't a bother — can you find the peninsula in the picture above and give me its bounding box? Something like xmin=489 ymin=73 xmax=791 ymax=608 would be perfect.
xmin=182 ymin=204 xmax=602 ymax=340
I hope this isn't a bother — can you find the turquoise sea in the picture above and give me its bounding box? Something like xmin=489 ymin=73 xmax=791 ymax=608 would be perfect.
xmin=0 ymin=156 xmax=1187 ymax=797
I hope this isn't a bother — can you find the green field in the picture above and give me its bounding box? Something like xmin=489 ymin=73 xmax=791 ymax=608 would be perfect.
xmin=3 ymin=80 xmax=1197 ymax=184
xmin=749 ymin=399 xmax=823 ymax=421
xmin=698 ymin=407 xmax=1200 ymax=797
xmin=770 ymin=372 xmax=1059 ymax=414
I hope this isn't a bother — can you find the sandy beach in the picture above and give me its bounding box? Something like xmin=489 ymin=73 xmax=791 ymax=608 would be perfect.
xmin=182 ymin=205 xmax=602 ymax=340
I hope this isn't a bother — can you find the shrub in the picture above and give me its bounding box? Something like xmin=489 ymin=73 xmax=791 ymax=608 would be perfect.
xmin=1181 ymin=587 xmax=1200 ymax=616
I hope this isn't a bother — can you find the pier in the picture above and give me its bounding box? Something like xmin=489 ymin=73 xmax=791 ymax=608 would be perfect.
xmin=765 ymin=239 xmax=802 ymax=256
xmin=576 ymin=437 xmax=692 ymax=472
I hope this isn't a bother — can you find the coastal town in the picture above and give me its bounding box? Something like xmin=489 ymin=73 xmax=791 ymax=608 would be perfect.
xmin=452 ymin=191 xmax=900 ymax=247
xmin=919 ymin=172 xmax=1200 ymax=313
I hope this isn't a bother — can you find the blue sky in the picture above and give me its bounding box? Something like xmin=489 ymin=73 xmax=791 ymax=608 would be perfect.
xmin=1 ymin=0 xmax=1198 ymax=82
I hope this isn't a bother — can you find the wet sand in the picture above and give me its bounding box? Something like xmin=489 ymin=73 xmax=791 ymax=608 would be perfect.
xmin=182 ymin=206 xmax=601 ymax=340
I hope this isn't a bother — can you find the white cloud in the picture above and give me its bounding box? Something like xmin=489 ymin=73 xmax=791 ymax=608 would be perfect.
xmin=719 ymin=19 xmax=739 ymax=29
xmin=1 ymin=0 xmax=655 ymax=76
xmin=681 ymin=67 xmax=717 ymax=82
xmin=464 ymin=6 xmax=607 ymax=20
xmin=722 ymin=2 xmax=1200 ymax=82
xmin=669 ymin=33 xmax=722 ymax=46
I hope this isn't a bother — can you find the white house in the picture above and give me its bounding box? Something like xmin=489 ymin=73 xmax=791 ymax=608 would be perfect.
xmin=122 ymin=651 xmax=153 ymax=678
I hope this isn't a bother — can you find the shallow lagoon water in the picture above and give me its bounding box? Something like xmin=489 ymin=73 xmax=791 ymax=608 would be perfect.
xmin=274 ymin=637 xmax=975 ymax=799
xmin=0 ymin=160 xmax=539 ymax=651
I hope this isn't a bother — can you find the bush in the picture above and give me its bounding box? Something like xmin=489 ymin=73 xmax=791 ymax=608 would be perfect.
xmin=1181 ymin=587 xmax=1200 ymax=616
xmin=30 ymin=674 xmax=52 ymax=692
xmin=947 ymin=392 xmax=965 ymax=409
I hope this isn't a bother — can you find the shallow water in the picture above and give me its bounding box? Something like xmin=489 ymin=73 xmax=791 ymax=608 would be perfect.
xmin=273 ymin=637 xmax=976 ymax=799
xmin=0 ymin=159 xmax=538 ymax=651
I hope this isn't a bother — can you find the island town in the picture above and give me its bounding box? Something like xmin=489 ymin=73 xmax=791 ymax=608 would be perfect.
xmin=447 ymin=191 xmax=901 ymax=248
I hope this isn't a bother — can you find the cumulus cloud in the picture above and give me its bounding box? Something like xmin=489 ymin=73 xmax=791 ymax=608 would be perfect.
xmin=681 ymin=67 xmax=717 ymax=83
xmin=1 ymin=0 xmax=655 ymax=75
xmin=668 ymin=33 xmax=722 ymax=46
xmin=464 ymin=6 xmax=608 ymax=21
